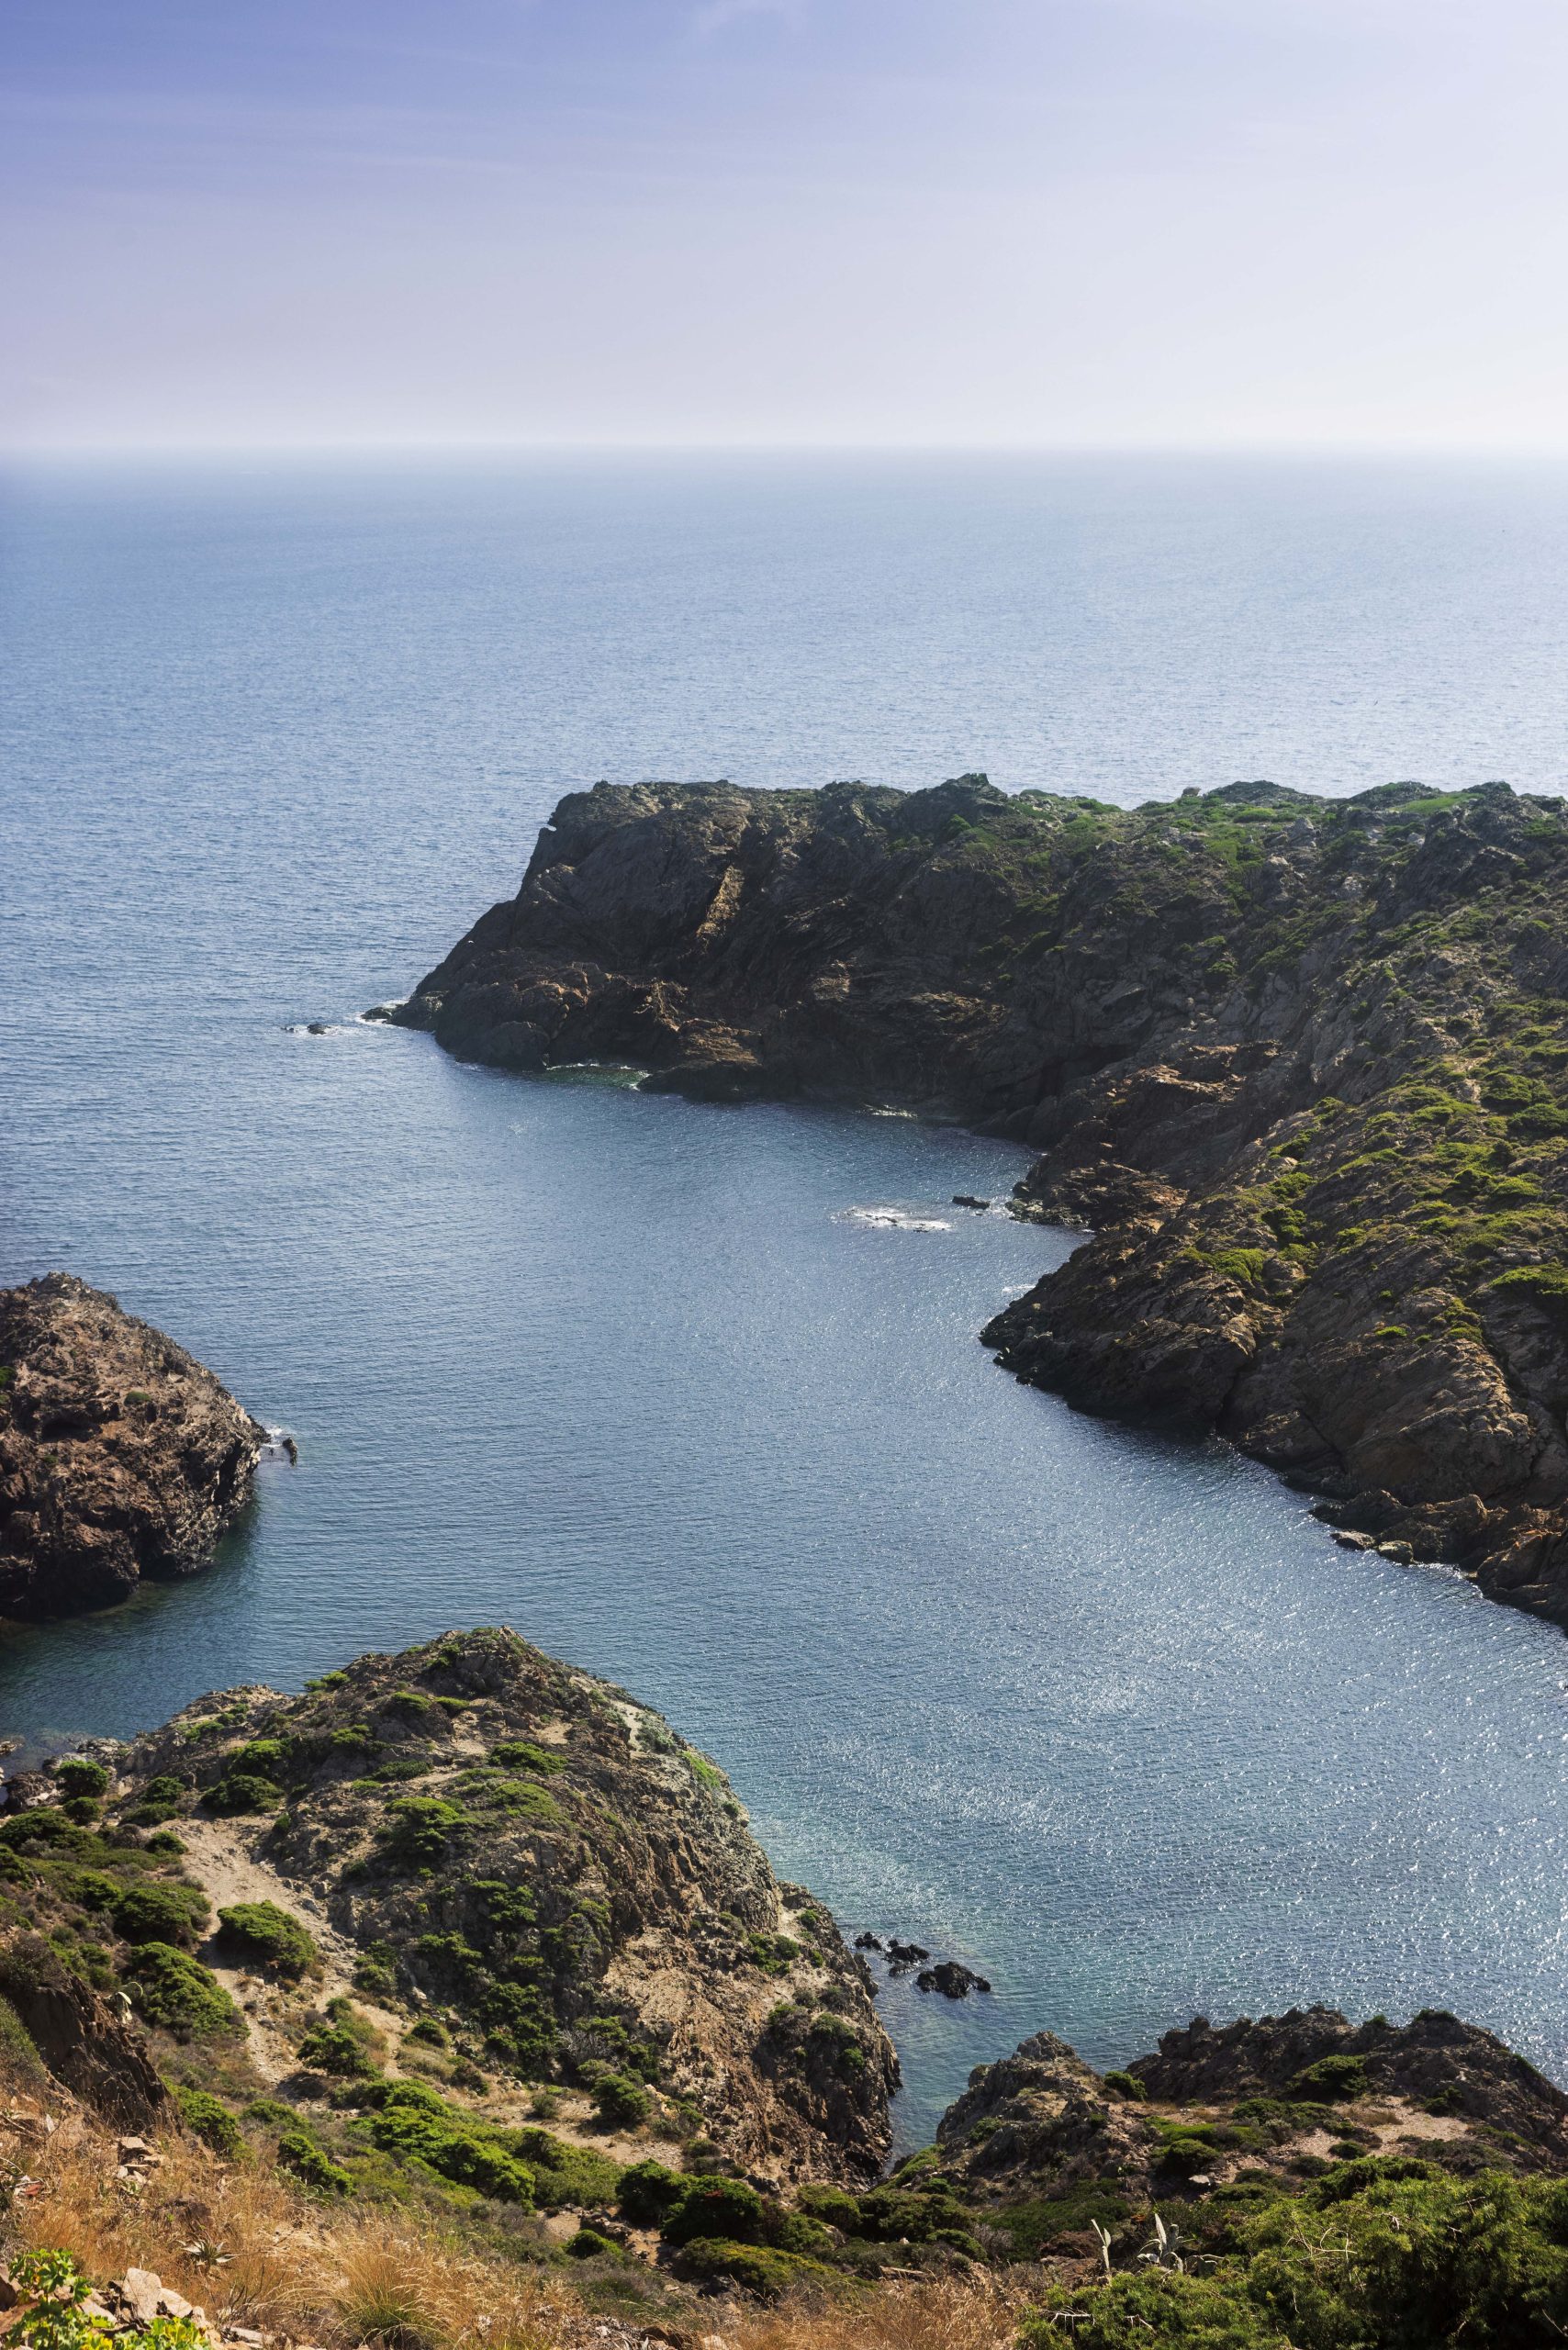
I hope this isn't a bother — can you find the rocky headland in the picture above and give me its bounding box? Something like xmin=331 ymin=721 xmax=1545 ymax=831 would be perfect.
xmin=2 ymin=1627 xmax=897 ymax=2192
xmin=0 ymin=1273 xmax=265 ymax=1623
xmin=385 ymin=774 xmax=1568 ymax=1626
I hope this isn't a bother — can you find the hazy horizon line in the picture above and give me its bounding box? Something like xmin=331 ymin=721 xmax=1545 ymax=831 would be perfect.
xmin=12 ymin=436 xmax=1568 ymax=465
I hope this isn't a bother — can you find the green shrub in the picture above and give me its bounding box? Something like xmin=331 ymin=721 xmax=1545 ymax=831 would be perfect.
xmin=201 ymin=1773 xmax=284 ymax=1817
xmin=1103 ymin=2070 xmax=1148 ymax=2100
xmin=1287 ymin=2053 xmax=1371 ymax=2103
xmin=0 ymin=1989 xmax=46 ymax=2087
xmin=671 ymin=2240 xmax=834 ymax=2301
xmin=662 ymin=2177 xmax=766 ymax=2246
xmin=175 ymin=2086 xmax=244 ymax=2156
xmin=745 ymin=1932 xmax=801 ymax=1975
xmin=796 ymin=2182 xmax=859 ymax=2231
xmin=566 ymin=2228 xmax=622 ymax=2262
xmin=59 ymin=1868 xmax=119 ymax=1913
xmin=592 ymin=2072 xmax=651 ymax=2131
xmin=856 ymin=2186 xmax=969 ymax=2242
xmin=244 ymin=2098 xmax=297 ymax=2128
xmin=353 ymin=1942 xmax=398 ymax=1998
xmin=488 ymin=1740 xmax=566 ymax=1775
xmin=356 ymin=2081 xmax=534 ymax=2203
xmin=1020 ymin=2156 xmax=1568 ymax=2345
xmin=618 ymin=2157 xmax=685 ymax=2226
xmin=122 ymin=1943 xmax=240 ymax=2039
xmin=127 ymin=1774 xmax=186 ymax=1826
xmin=277 ymin=2129 xmax=353 ymax=2196
xmin=1021 ymin=2266 xmax=1273 ymax=2347
xmin=297 ymin=2012 xmax=380 ymax=2079
xmin=0 ymin=1812 xmax=89 ymax=1855
xmin=771 ymin=2212 xmax=837 ymax=2258
xmin=111 ymin=1881 xmax=211 ymax=1949
xmin=376 ymin=1797 xmax=472 ymax=1873
xmin=507 ymin=2127 xmax=622 ymax=2211
xmin=53 ymin=1758 xmax=108 ymax=1799
xmin=216 ymin=1900 xmax=318 ymax=1977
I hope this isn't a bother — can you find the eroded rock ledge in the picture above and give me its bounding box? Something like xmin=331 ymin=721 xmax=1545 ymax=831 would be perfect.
xmin=386 ymin=774 xmax=1568 ymax=1627
xmin=0 ymin=1273 xmax=264 ymax=1623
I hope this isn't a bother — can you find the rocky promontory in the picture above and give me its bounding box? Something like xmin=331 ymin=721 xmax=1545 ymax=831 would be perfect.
xmin=386 ymin=775 xmax=1568 ymax=1626
xmin=0 ymin=1273 xmax=264 ymax=1622
xmin=25 ymin=1627 xmax=897 ymax=2188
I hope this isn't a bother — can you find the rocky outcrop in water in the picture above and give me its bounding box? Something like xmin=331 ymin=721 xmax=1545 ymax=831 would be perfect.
xmin=389 ymin=775 xmax=1568 ymax=1628
xmin=0 ymin=1274 xmax=264 ymax=1622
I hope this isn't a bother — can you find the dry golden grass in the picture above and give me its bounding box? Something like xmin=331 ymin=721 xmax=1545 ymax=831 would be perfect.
xmin=5 ymin=2109 xmax=566 ymax=2350
xmin=2 ymin=2076 xmax=1026 ymax=2350
xmin=726 ymin=2273 xmax=1025 ymax=2350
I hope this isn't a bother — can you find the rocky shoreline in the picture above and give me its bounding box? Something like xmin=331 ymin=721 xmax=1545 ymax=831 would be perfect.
xmin=5 ymin=1627 xmax=1567 ymax=2331
xmin=0 ymin=1274 xmax=265 ymax=1624
xmin=385 ymin=773 xmax=1568 ymax=1628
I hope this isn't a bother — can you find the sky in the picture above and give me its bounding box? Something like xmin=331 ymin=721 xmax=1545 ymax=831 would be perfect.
xmin=6 ymin=0 xmax=1568 ymax=452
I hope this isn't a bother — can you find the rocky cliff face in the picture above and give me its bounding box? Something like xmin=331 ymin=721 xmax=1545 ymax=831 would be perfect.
xmin=935 ymin=2004 xmax=1568 ymax=2218
xmin=0 ymin=1274 xmax=264 ymax=1621
xmin=388 ymin=775 xmax=1568 ymax=1627
xmin=104 ymin=1628 xmax=897 ymax=2184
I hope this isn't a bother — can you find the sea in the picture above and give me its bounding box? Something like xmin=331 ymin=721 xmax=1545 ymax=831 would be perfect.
xmin=5 ymin=452 xmax=1568 ymax=2143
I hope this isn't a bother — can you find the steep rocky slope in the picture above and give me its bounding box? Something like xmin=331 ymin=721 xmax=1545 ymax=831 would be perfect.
xmin=3 ymin=1628 xmax=896 ymax=2190
xmin=0 ymin=1273 xmax=265 ymax=1621
xmin=386 ymin=775 xmax=1568 ymax=1625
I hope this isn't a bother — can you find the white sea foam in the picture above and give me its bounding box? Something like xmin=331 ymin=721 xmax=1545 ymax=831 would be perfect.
xmin=843 ymin=1204 xmax=952 ymax=1233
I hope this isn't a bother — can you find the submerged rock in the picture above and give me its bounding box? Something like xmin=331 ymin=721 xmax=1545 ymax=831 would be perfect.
xmin=0 ymin=1274 xmax=265 ymax=1623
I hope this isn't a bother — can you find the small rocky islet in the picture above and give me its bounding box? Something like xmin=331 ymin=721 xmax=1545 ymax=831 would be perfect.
xmin=0 ymin=1273 xmax=265 ymax=1624
xmin=386 ymin=770 xmax=1568 ymax=1629
xmin=3 ymin=1627 xmax=1568 ymax=2339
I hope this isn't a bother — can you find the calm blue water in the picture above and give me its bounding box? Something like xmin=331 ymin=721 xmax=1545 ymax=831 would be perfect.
xmin=5 ymin=454 xmax=1568 ymax=2144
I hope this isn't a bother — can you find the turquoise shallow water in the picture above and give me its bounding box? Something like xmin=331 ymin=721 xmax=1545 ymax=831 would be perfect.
xmin=4 ymin=454 xmax=1568 ymax=2143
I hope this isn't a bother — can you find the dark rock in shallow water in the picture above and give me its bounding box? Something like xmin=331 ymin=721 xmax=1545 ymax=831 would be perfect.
xmin=0 ymin=1273 xmax=264 ymax=1623
xmin=952 ymin=1194 xmax=991 ymax=1211
xmin=915 ymin=1961 xmax=991 ymax=1998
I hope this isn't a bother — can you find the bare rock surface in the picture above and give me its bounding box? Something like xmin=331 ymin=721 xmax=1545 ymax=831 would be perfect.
xmin=0 ymin=1932 xmax=165 ymax=2127
xmin=0 ymin=1273 xmax=264 ymax=1622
